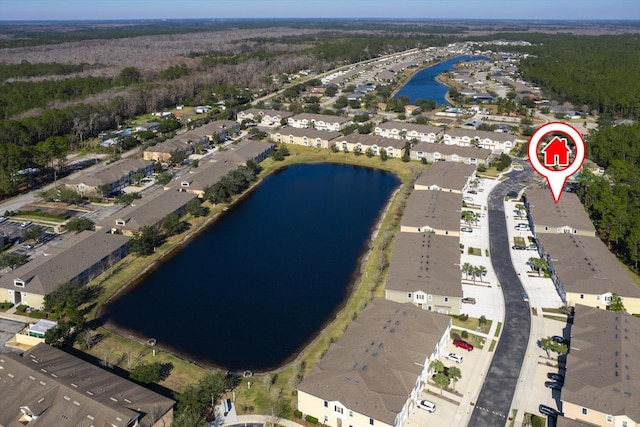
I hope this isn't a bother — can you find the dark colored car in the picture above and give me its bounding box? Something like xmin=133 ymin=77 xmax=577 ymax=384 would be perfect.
xmin=552 ymin=335 xmax=568 ymax=344
xmin=453 ymin=338 xmax=474 ymax=351
xmin=545 ymin=381 xmax=563 ymax=390
xmin=539 ymin=404 xmax=561 ymax=417
xmin=512 ymin=245 xmax=526 ymax=250
xmin=547 ymin=372 xmax=564 ymax=382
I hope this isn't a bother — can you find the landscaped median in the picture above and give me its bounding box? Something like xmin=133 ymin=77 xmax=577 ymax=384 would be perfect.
xmin=78 ymin=144 xmax=426 ymax=413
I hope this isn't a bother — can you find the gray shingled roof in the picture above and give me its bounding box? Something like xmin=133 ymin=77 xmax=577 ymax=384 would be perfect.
xmin=338 ymin=134 xmax=406 ymax=150
xmin=414 ymin=162 xmax=476 ymax=191
xmin=538 ymin=234 xmax=640 ymax=298
xmin=376 ymin=122 xmax=443 ymax=135
xmin=445 ymin=128 xmax=517 ymax=142
xmin=386 ymin=232 xmax=463 ymax=297
xmin=289 ymin=113 xmax=349 ymax=124
xmin=562 ymin=305 xmax=640 ymax=420
xmin=411 ymin=141 xmax=491 ymax=160
xmin=402 ymin=189 xmax=462 ymax=232
xmin=272 ymin=126 xmax=342 ymax=140
xmin=0 ymin=343 xmax=174 ymax=427
xmin=525 ymin=188 xmax=596 ymax=234
xmin=66 ymin=159 xmax=153 ymax=187
xmin=239 ymin=108 xmax=293 ymax=119
xmin=556 ymin=418 xmax=600 ymax=427
xmin=216 ymin=141 xmax=274 ymax=164
xmin=99 ymin=188 xmax=196 ymax=233
xmin=297 ymin=298 xmax=450 ymax=426
xmin=0 ymin=231 xmax=130 ymax=296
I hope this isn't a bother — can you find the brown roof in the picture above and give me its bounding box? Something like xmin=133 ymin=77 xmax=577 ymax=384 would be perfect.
xmin=0 ymin=343 xmax=174 ymax=427
xmin=562 ymin=305 xmax=640 ymax=420
xmin=538 ymin=234 xmax=640 ymax=298
xmin=556 ymin=418 xmax=600 ymax=427
xmin=411 ymin=141 xmax=491 ymax=160
xmin=239 ymin=108 xmax=294 ymax=120
xmin=414 ymin=162 xmax=476 ymax=192
xmin=525 ymin=188 xmax=596 ymax=234
xmin=297 ymin=298 xmax=450 ymax=425
xmin=288 ymin=113 xmax=349 ymax=125
xmin=402 ymin=189 xmax=462 ymax=232
xmin=0 ymin=231 xmax=130 ymax=296
xmin=180 ymin=159 xmax=238 ymax=192
xmin=386 ymin=232 xmax=463 ymax=297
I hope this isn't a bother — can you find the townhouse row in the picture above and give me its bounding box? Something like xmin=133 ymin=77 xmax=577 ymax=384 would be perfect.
xmin=0 ymin=140 xmax=273 ymax=310
xmin=522 ymin=187 xmax=640 ymax=426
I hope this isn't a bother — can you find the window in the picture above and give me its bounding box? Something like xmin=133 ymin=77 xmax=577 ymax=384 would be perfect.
xmin=14 ymin=280 xmax=25 ymax=288
xmin=407 ymin=293 xmax=412 ymax=299
xmin=349 ymin=411 xmax=353 ymax=417
xmin=416 ymin=294 xmax=424 ymax=301
xmin=444 ymin=297 xmax=449 ymax=302
xmin=622 ymin=421 xmax=627 ymax=427
xmin=596 ymin=295 xmax=600 ymax=300
xmin=369 ymin=419 xmax=374 ymax=425
xmin=580 ymin=294 xmax=585 ymax=299
xmin=324 ymin=401 xmax=328 ymax=408
xmin=116 ymin=219 xmax=126 ymax=226
xmin=428 ymin=295 xmax=433 ymax=301
xmin=581 ymin=408 xmax=588 ymax=415
xmin=606 ymin=415 xmax=612 ymax=423
xmin=334 ymin=406 xmax=343 ymax=414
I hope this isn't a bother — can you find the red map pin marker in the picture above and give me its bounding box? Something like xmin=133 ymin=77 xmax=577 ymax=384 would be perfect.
xmin=528 ymin=122 xmax=586 ymax=203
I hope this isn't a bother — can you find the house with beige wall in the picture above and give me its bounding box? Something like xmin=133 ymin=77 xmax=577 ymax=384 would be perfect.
xmin=64 ymin=158 xmax=154 ymax=197
xmin=413 ymin=162 xmax=477 ymax=193
xmin=374 ymin=122 xmax=443 ymax=143
xmin=537 ymin=233 xmax=640 ymax=314
xmin=524 ymin=189 xmax=596 ymax=237
xmin=287 ymin=113 xmax=350 ymax=131
xmin=443 ymin=128 xmax=516 ymax=153
xmin=410 ymin=142 xmax=491 ymax=165
xmin=561 ymin=305 xmax=640 ymax=426
xmin=0 ymin=231 xmax=129 ymax=309
xmin=237 ymin=108 xmax=294 ymax=127
xmin=271 ymin=126 xmax=341 ymax=149
xmin=385 ymin=232 xmax=462 ymax=314
xmin=297 ymin=298 xmax=451 ymax=427
xmin=331 ymin=134 xmax=406 ymax=158
xmin=400 ymin=189 xmax=462 ymax=236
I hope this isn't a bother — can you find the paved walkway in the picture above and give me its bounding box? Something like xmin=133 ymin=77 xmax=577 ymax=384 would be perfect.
xmin=222 ymin=414 xmax=306 ymax=427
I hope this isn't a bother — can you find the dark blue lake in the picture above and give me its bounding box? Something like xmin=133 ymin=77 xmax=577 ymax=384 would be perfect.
xmin=394 ymin=55 xmax=491 ymax=105
xmin=103 ymin=163 xmax=399 ymax=371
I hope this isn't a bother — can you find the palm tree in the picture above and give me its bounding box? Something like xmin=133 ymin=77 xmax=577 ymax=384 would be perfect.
xmin=448 ymin=366 xmax=462 ymax=391
xmin=541 ymin=337 xmax=554 ymax=358
xmin=461 ymin=211 xmax=474 ymax=226
xmin=433 ymin=373 xmax=450 ymax=395
xmin=475 ymin=266 xmax=488 ymax=283
xmin=528 ymin=257 xmax=548 ymax=277
xmin=461 ymin=262 xmax=472 ymax=280
xmin=515 ymin=203 xmax=526 ymax=218
xmin=429 ymin=359 xmax=444 ymax=374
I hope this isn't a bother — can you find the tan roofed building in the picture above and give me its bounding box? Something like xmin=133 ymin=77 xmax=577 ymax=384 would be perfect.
xmin=297 ymin=298 xmax=451 ymax=427
xmin=537 ymin=233 xmax=640 ymax=314
xmin=561 ymin=305 xmax=640 ymax=426
xmin=64 ymin=159 xmax=154 ymax=197
xmin=414 ymin=162 xmax=477 ymax=193
xmin=0 ymin=343 xmax=174 ymax=427
xmin=524 ymin=188 xmax=596 ymax=236
xmin=401 ymin=189 xmax=462 ymax=235
xmin=386 ymin=233 xmax=463 ymax=314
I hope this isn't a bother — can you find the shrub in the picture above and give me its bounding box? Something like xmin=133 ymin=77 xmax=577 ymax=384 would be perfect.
xmin=0 ymin=302 xmax=14 ymax=309
xmin=16 ymin=304 xmax=28 ymax=313
xmin=294 ymin=410 xmax=303 ymax=419
xmin=305 ymin=415 xmax=318 ymax=424
xmin=461 ymin=330 xmax=469 ymax=339
xmin=29 ymin=311 xmax=47 ymax=319
xmin=459 ymin=314 xmax=469 ymax=322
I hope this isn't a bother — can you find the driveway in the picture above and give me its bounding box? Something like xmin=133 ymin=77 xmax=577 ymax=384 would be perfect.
xmin=468 ymin=165 xmax=535 ymax=426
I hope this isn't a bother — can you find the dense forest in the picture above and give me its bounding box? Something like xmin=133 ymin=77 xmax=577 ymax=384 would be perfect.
xmin=515 ymin=35 xmax=640 ymax=119
xmin=577 ymin=123 xmax=640 ymax=271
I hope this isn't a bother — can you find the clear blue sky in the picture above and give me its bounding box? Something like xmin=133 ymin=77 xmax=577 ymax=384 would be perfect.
xmin=1 ymin=0 xmax=639 ymax=21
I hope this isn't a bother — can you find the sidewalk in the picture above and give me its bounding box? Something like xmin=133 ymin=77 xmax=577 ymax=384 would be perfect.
xmin=222 ymin=414 xmax=306 ymax=427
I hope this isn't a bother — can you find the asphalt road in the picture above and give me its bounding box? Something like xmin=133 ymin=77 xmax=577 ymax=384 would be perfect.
xmin=468 ymin=164 xmax=536 ymax=426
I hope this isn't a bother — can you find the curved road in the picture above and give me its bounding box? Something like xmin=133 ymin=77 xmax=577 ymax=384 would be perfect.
xmin=468 ymin=164 xmax=536 ymax=426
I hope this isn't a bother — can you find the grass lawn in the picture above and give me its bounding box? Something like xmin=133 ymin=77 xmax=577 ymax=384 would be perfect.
xmin=452 ymin=315 xmax=492 ymax=334
xmin=467 ymin=247 xmax=482 ymax=256
xmin=488 ymin=340 xmax=496 ymax=352
xmin=80 ymin=144 xmax=425 ymax=412
xmin=451 ymin=328 xmax=485 ymax=350
xmin=513 ymin=237 xmax=526 ymax=247
xmin=543 ymin=315 xmax=569 ymax=323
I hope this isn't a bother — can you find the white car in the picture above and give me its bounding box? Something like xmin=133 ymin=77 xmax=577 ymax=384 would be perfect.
xmin=445 ymin=353 xmax=463 ymax=364
xmin=418 ymin=400 xmax=436 ymax=413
